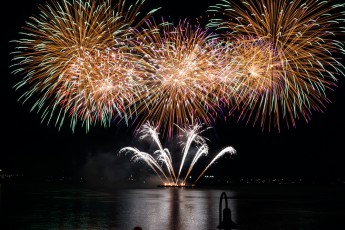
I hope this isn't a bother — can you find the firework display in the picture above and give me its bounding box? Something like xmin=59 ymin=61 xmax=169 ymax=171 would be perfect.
xmin=10 ymin=0 xmax=158 ymax=131
xmin=207 ymin=0 xmax=345 ymax=130
xmin=10 ymin=0 xmax=345 ymax=135
xmin=119 ymin=122 xmax=236 ymax=186
xmin=126 ymin=19 xmax=228 ymax=138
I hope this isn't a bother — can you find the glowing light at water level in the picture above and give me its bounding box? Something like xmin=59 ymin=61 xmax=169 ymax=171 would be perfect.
xmin=119 ymin=122 xmax=236 ymax=186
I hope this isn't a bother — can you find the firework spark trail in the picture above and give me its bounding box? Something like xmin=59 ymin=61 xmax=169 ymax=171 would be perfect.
xmin=119 ymin=121 xmax=236 ymax=185
xmin=128 ymin=19 xmax=227 ymax=138
xmin=119 ymin=146 xmax=171 ymax=183
xmin=181 ymin=144 xmax=209 ymax=184
xmin=195 ymin=146 xmax=236 ymax=184
xmin=138 ymin=122 xmax=177 ymax=182
xmin=207 ymin=0 xmax=345 ymax=131
xmin=175 ymin=123 xmax=210 ymax=183
xmin=10 ymin=0 xmax=159 ymax=132
xmin=55 ymin=48 xmax=145 ymax=129
xmin=223 ymin=37 xmax=288 ymax=129
xmin=212 ymin=36 xmax=285 ymax=122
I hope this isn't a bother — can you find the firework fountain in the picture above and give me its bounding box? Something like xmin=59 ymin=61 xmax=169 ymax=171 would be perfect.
xmin=119 ymin=122 xmax=236 ymax=186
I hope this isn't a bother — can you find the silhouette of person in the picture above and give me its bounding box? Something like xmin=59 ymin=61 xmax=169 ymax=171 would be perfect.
xmin=134 ymin=226 xmax=142 ymax=230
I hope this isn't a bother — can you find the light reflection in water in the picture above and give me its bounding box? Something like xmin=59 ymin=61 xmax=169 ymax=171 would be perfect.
xmin=54 ymin=187 xmax=235 ymax=230
xmin=3 ymin=184 xmax=344 ymax=230
xmin=1 ymin=186 xmax=237 ymax=230
xmin=122 ymin=188 xmax=238 ymax=230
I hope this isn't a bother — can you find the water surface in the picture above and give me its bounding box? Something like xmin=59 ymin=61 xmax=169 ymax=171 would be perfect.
xmin=1 ymin=183 xmax=344 ymax=230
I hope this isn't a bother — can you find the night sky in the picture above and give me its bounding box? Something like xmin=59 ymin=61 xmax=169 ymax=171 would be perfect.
xmin=2 ymin=0 xmax=345 ymax=185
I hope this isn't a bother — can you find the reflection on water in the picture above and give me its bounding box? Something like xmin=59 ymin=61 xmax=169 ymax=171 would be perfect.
xmin=1 ymin=183 xmax=345 ymax=230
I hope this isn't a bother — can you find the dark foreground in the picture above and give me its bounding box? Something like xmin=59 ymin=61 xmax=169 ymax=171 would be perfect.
xmin=1 ymin=183 xmax=345 ymax=230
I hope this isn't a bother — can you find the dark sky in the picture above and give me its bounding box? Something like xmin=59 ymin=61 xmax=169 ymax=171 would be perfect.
xmin=2 ymin=0 xmax=345 ymax=184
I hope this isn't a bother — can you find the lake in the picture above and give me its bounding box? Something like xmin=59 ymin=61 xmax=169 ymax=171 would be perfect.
xmin=1 ymin=183 xmax=344 ymax=230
